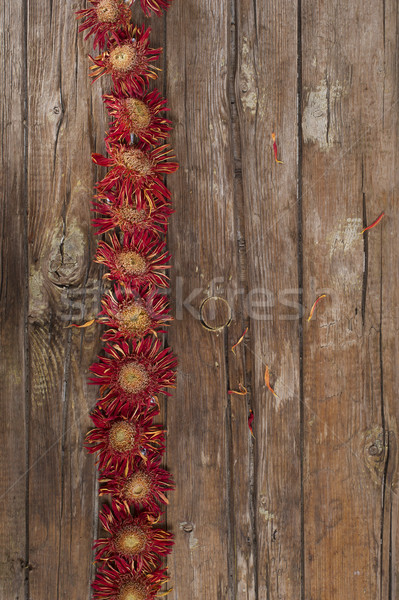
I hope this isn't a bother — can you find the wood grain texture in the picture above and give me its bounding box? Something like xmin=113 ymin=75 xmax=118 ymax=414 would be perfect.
xmin=235 ymin=2 xmax=302 ymax=599
xmin=26 ymin=1 xmax=105 ymax=598
xmin=1 ymin=0 xmax=399 ymax=599
xmin=165 ymin=1 xmax=245 ymax=597
xmin=301 ymin=1 xmax=399 ymax=598
xmin=0 ymin=0 xmax=28 ymax=598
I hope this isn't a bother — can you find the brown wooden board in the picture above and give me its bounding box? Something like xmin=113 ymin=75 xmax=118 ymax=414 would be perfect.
xmin=0 ymin=0 xmax=28 ymax=598
xmin=235 ymin=1 xmax=302 ymax=598
xmin=165 ymin=0 xmax=245 ymax=597
xmin=301 ymin=1 xmax=399 ymax=598
xmin=26 ymin=0 xmax=105 ymax=597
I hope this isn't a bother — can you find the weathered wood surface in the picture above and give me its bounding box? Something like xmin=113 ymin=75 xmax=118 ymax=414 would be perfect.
xmin=1 ymin=1 xmax=398 ymax=599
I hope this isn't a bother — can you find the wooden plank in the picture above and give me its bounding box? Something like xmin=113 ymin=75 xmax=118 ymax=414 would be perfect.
xmin=27 ymin=1 xmax=105 ymax=597
xmin=1 ymin=1 xmax=399 ymax=599
xmin=362 ymin=1 xmax=399 ymax=596
xmin=165 ymin=0 xmax=249 ymax=597
xmin=301 ymin=1 xmax=399 ymax=598
xmin=235 ymin=1 xmax=302 ymax=598
xmin=0 ymin=0 xmax=28 ymax=597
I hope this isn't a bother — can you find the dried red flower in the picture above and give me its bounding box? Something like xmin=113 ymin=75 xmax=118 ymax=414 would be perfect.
xmin=100 ymin=456 xmax=174 ymax=514
xmin=93 ymin=141 xmax=178 ymax=205
xmin=91 ymin=190 xmax=173 ymax=236
xmin=95 ymin=230 xmax=171 ymax=288
xmin=86 ymin=403 xmax=165 ymax=471
xmin=139 ymin=0 xmax=174 ymax=17
xmin=95 ymin=502 xmax=174 ymax=571
xmin=76 ymin=0 xmax=132 ymax=50
xmin=99 ymin=283 xmax=172 ymax=341
xmin=92 ymin=557 xmax=169 ymax=600
xmin=89 ymin=338 xmax=177 ymax=410
xmin=104 ymin=90 xmax=172 ymax=146
xmin=90 ymin=25 xmax=162 ymax=95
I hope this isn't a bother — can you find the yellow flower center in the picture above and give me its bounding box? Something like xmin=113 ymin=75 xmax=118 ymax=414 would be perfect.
xmin=117 ymin=303 xmax=152 ymax=335
xmin=123 ymin=471 xmax=151 ymax=501
xmin=121 ymin=148 xmax=153 ymax=175
xmin=125 ymin=98 xmax=152 ymax=130
xmin=96 ymin=0 xmax=120 ymax=23
xmin=109 ymin=421 xmax=136 ymax=452
xmin=116 ymin=250 xmax=147 ymax=276
xmin=116 ymin=205 xmax=147 ymax=228
xmin=109 ymin=44 xmax=136 ymax=73
xmin=117 ymin=581 xmax=147 ymax=600
xmin=118 ymin=362 xmax=149 ymax=394
xmin=115 ymin=526 xmax=147 ymax=556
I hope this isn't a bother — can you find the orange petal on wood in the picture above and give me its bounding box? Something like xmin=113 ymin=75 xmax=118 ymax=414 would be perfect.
xmin=231 ymin=326 xmax=248 ymax=354
xmin=66 ymin=318 xmax=96 ymax=329
xmin=360 ymin=211 xmax=385 ymax=234
xmin=307 ymin=294 xmax=327 ymax=322
xmin=272 ymin=132 xmax=284 ymax=164
xmin=264 ymin=365 xmax=278 ymax=398
xmin=228 ymin=383 xmax=248 ymax=396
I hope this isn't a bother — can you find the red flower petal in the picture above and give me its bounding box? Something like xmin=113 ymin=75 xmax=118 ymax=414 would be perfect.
xmin=140 ymin=0 xmax=174 ymax=17
xmin=94 ymin=230 xmax=171 ymax=288
xmin=92 ymin=556 xmax=169 ymax=600
xmin=76 ymin=0 xmax=132 ymax=50
xmin=94 ymin=141 xmax=178 ymax=205
xmin=91 ymin=189 xmax=174 ymax=236
xmin=99 ymin=283 xmax=172 ymax=342
xmin=89 ymin=338 xmax=177 ymax=410
xmin=99 ymin=456 xmax=174 ymax=514
xmin=94 ymin=502 xmax=174 ymax=571
xmin=86 ymin=403 xmax=165 ymax=472
xmin=104 ymin=89 xmax=172 ymax=146
xmin=89 ymin=25 xmax=162 ymax=96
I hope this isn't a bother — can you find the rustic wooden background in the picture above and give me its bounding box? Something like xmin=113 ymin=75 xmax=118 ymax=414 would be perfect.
xmin=1 ymin=0 xmax=398 ymax=598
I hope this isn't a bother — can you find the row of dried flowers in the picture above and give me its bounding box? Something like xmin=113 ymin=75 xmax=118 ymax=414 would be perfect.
xmin=77 ymin=1 xmax=177 ymax=599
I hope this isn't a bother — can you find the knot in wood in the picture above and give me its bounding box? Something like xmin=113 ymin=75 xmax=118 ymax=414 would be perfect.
xmin=368 ymin=443 xmax=383 ymax=456
xmin=199 ymin=296 xmax=232 ymax=331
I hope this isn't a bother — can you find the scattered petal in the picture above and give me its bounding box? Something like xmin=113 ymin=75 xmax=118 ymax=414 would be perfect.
xmin=272 ymin=132 xmax=283 ymax=164
xmin=361 ymin=211 xmax=385 ymax=234
xmin=66 ymin=318 xmax=96 ymax=329
xmin=248 ymin=409 xmax=255 ymax=438
xmin=231 ymin=326 xmax=248 ymax=355
xmin=307 ymin=294 xmax=327 ymax=322
xmin=264 ymin=365 xmax=278 ymax=398
xmin=228 ymin=383 xmax=248 ymax=396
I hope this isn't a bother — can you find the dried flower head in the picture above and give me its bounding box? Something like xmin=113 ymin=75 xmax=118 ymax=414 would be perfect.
xmin=86 ymin=403 xmax=165 ymax=472
xmin=95 ymin=502 xmax=174 ymax=571
xmin=104 ymin=90 xmax=172 ymax=146
xmin=76 ymin=0 xmax=132 ymax=50
xmin=90 ymin=26 xmax=162 ymax=95
xmin=100 ymin=457 xmax=174 ymax=513
xmin=91 ymin=190 xmax=173 ymax=237
xmin=92 ymin=558 xmax=169 ymax=600
xmin=99 ymin=283 xmax=172 ymax=342
xmin=93 ymin=141 xmax=178 ymax=205
xmin=95 ymin=230 xmax=171 ymax=288
xmin=89 ymin=338 xmax=177 ymax=410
